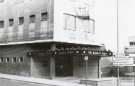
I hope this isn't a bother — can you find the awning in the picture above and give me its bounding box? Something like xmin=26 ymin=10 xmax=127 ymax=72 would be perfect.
xmin=27 ymin=48 xmax=113 ymax=57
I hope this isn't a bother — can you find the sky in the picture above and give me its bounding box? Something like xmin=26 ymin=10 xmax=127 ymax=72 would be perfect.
xmin=95 ymin=0 xmax=135 ymax=53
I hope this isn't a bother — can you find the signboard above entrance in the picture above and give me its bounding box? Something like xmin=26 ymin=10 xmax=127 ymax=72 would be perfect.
xmin=28 ymin=48 xmax=113 ymax=57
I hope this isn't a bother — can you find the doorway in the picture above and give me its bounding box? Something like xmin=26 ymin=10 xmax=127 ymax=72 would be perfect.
xmin=55 ymin=56 xmax=73 ymax=77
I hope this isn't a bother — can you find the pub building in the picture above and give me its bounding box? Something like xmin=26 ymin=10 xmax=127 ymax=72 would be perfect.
xmin=0 ymin=0 xmax=112 ymax=79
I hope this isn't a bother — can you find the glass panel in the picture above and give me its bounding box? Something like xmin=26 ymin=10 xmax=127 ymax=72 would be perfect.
xmin=18 ymin=25 xmax=24 ymax=40
xmin=29 ymin=23 xmax=35 ymax=38
xmin=76 ymin=18 xmax=83 ymax=31
xmin=9 ymin=19 xmax=14 ymax=26
xmin=89 ymin=20 xmax=94 ymax=33
xmin=30 ymin=15 xmax=36 ymax=23
xmin=0 ymin=29 xmax=4 ymax=40
xmin=0 ymin=21 xmax=4 ymax=28
xmin=7 ymin=27 xmax=14 ymax=41
xmin=41 ymin=12 xmax=48 ymax=21
xmin=19 ymin=17 xmax=24 ymax=25
xmin=40 ymin=21 xmax=48 ymax=37
xmin=65 ymin=14 xmax=75 ymax=30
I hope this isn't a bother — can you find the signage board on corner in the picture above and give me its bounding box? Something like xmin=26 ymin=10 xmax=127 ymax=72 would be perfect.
xmin=113 ymin=56 xmax=134 ymax=66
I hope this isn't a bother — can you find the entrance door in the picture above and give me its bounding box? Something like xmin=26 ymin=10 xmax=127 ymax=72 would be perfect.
xmin=55 ymin=56 xmax=73 ymax=77
xmin=31 ymin=54 xmax=50 ymax=78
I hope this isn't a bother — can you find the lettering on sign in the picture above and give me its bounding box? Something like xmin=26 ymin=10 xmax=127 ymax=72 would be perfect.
xmin=113 ymin=56 xmax=134 ymax=66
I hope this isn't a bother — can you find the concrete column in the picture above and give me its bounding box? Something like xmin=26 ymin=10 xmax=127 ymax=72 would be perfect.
xmin=47 ymin=0 xmax=54 ymax=39
xmin=98 ymin=57 xmax=101 ymax=78
xmin=50 ymin=43 xmax=56 ymax=79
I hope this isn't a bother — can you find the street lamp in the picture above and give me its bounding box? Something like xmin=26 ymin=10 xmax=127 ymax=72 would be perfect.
xmin=84 ymin=56 xmax=88 ymax=86
xmin=116 ymin=0 xmax=120 ymax=86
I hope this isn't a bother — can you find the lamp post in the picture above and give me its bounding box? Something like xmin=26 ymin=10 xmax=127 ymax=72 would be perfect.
xmin=84 ymin=56 xmax=88 ymax=86
xmin=116 ymin=0 xmax=120 ymax=86
xmin=131 ymin=64 xmax=135 ymax=86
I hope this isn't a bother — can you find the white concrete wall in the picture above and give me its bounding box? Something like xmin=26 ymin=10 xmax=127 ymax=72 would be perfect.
xmin=53 ymin=0 xmax=97 ymax=45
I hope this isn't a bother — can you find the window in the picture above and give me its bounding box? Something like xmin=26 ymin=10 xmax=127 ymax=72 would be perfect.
xmin=9 ymin=19 xmax=14 ymax=26
xmin=130 ymin=42 xmax=132 ymax=45
xmin=5 ymin=57 xmax=10 ymax=63
xmin=41 ymin=12 xmax=48 ymax=21
xmin=130 ymin=42 xmax=135 ymax=46
xmin=13 ymin=57 xmax=17 ymax=63
xmin=0 ymin=57 xmax=3 ymax=63
xmin=19 ymin=17 xmax=24 ymax=25
xmin=19 ymin=57 xmax=24 ymax=62
xmin=0 ymin=21 xmax=4 ymax=28
xmin=90 ymin=19 xmax=95 ymax=33
xmin=64 ymin=14 xmax=76 ymax=30
xmin=30 ymin=15 xmax=36 ymax=23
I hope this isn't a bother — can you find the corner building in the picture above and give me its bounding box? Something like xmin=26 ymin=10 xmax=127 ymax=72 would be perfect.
xmin=0 ymin=0 xmax=112 ymax=79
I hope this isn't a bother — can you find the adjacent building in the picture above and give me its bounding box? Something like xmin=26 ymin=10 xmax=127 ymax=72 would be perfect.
xmin=0 ymin=0 xmax=112 ymax=79
xmin=125 ymin=36 xmax=135 ymax=57
xmin=124 ymin=36 xmax=135 ymax=73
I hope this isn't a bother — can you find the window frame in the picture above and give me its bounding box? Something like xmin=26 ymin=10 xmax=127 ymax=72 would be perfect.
xmin=0 ymin=20 xmax=4 ymax=28
xmin=0 ymin=57 xmax=4 ymax=63
xmin=41 ymin=12 xmax=48 ymax=21
xmin=12 ymin=57 xmax=17 ymax=63
xmin=9 ymin=19 xmax=14 ymax=27
xmin=19 ymin=57 xmax=24 ymax=63
xmin=5 ymin=57 xmax=10 ymax=63
xmin=64 ymin=13 xmax=76 ymax=31
xmin=19 ymin=17 xmax=24 ymax=25
xmin=29 ymin=14 xmax=36 ymax=23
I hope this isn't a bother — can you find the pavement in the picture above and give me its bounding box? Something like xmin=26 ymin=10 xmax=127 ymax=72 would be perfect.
xmin=0 ymin=73 xmax=134 ymax=86
xmin=0 ymin=74 xmax=84 ymax=86
xmin=113 ymin=77 xmax=135 ymax=86
xmin=55 ymin=77 xmax=135 ymax=86
xmin=120 ymin=80 xmax=134 ymax=86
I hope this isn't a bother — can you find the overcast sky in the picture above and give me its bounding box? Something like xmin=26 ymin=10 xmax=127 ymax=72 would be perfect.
xmin=95 ymin=0 xmax=135 ymax=53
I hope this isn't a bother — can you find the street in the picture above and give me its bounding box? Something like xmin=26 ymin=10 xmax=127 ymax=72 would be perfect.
xmin=121 ymin=80 xmax=134 ymax=86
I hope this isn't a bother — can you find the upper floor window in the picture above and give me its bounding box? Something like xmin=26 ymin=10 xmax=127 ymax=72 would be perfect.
xmin=5 ymin=57 xmax=10 ymax=63
xmin=0 ymin=57 xmax=3 ymax=63
xmin=0 ymin=21 xmax=4 ymax=28
xmin=19 ymin=57 xmax=24 ymax=62
xmin=9 ymin=19 xmax=14 ymax=26
xmin=30 ymin=15 xmax=36 ymax=23
xmin=19 ymin=17 xmax=24 ymax=25
xmin=88 ymin=19 xmax=95 ymax=33
xmin=13 ymin=57 xmax=17 ymax=63
xmin=41 ymin=12 xmax=48 ymax=21
xmin=130 ymin=42 xmax=135 ymax=46
xmin=64 ymin=14 xmax=76 ymax=30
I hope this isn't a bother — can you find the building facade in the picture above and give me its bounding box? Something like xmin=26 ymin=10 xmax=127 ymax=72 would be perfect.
xmin=124 ymin=36 xmax=135 ymax=73
xmin=125 ymin=36 xmax=135 ymax=57
xmin=0 ymin=0 xmax=112 ymax=79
